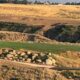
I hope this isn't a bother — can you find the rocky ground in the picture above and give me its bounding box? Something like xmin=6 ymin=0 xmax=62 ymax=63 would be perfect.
xmin=0 ymin=48 xmax=80 ymax=80
xmin=0 ymin=48 xmax=56 ymax=66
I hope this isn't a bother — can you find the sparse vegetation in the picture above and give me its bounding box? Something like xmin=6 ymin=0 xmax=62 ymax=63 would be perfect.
xmin=1 ymin=21 xmax=80 ymax=43
xmin=61 ymin=71 xmax=74 ymax=79
xmin=0 ymin=22 xmax=43 ymax=33
xmin=0 ymin=61 xmax=68 ymax=80
xmin=0 ymin=3 xmax=80 ymax=80
xmin=44 ymin=24 xmax=80 ymax=43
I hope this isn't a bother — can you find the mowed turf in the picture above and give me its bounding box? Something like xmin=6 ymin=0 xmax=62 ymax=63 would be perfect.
xmin=0 ymin=41 xmax=80 ymax=53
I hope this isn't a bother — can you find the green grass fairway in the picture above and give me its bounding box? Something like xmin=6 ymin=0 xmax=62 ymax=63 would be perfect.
xmin=0 ymin=41 xmax=80 ymax=53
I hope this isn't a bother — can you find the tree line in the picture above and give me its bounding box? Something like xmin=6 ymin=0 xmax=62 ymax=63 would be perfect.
xmin=0 ymin=0 xmax=51 ymax=4
xmin=65 ymin=2 xmax=80 ymax=5
xmin=0 ymin=0 xmax=29 ymax=4
xmin=0 ymin=0 xmax=80 ymax=5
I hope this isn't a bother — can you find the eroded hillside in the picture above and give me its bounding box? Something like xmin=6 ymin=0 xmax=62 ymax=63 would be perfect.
xmin=0 ymin=4 xmax=80 ymax=43
xmin=0 ymin=21 xmax=80 ymax=43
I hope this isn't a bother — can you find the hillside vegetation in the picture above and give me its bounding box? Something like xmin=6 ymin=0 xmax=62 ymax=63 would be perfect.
xmin=0 ymin=4 xmax=80 ymax=43
xmin=0 ymin=21 xmax=80 ymax=43
xmin=0 ymin=4 xmax=80 ymax=80
xmin=44 ymin=24 xmax=80 ymax=43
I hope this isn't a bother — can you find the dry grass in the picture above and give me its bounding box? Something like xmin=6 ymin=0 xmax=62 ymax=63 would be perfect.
xmin=0 ymin=4 xmax=80 ymax=80
xmin=0 ymin=4 xmax=80 ymax=26
xmin=0 ymin=59 xmax=68 ymax=80
xmin=53 ymin=54 xmax=80 ymax=68
xmin=0 ymin=4 xmax=80 ymax=19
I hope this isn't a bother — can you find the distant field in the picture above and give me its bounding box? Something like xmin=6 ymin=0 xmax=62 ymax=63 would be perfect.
xmin=0 ymin=41 xmax=80 ymax=53
xmin=0 ymin=4 xmax=80 ymax=19
xmin=0 ymin=4 xmax=80 ymax=25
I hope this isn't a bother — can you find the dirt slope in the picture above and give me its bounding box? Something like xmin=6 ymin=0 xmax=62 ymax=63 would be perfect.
xmin=0 ymin=60 xmax=68 ymax=80
xmin=0 ymin=31 xmax=51 ymax=42
xmin=0 ymin=49 xmax=80 ymax=80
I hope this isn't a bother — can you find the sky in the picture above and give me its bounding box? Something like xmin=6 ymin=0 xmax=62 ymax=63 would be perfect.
xmin=29 ymin=0 xmax=80 ymax=3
